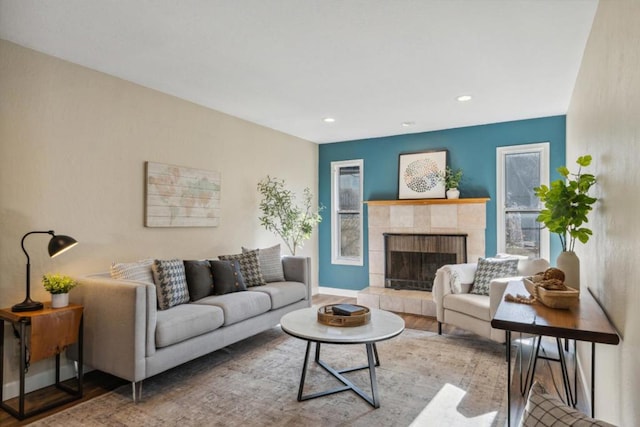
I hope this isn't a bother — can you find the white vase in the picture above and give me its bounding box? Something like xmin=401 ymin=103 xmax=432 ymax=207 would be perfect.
xmin=556 ymin=251 xmax=580 ymax=291
xmin=51 ymin=292 xmax=69 ymax=308
xmin=446 ymin=188 xmax=460 ymax=199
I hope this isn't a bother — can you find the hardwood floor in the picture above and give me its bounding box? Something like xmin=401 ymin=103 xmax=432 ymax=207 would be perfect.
xmin=1 ymin=294 xmax=586 ymax=426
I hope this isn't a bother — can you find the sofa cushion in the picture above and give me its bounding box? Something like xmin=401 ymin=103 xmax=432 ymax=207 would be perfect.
xmin=443 ymin=293 xmax=491 ymax=321
xmin=470 ymin=257 xmax=519 ymax=296
xmin=193 ymin=292 xmax=271 ymax=326
xmin=520 ymin=382 xmax=615 ymax=427
xmin=218 ymin=249 xmax=266 ymax=287
xmin=155 ymin=304 xmax=224 ymax=348
xmin=110 ymin=259 xmax=154 ymax=283
xmin=152 ymin=259 xmax=191 ymax=310
xmin=183 ymin=260 xmax=214 ymax=301
xmin=242 ymin=244 xmax=285 ymax=283
xmin=248 ymin=281 xmax=306 ymax=309
xmin=209 ymin=260 xmax=247 ymax=295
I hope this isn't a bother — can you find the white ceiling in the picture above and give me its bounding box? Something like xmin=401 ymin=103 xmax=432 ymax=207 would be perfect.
xmin=0 ymin=0 xmax=598 ymax=143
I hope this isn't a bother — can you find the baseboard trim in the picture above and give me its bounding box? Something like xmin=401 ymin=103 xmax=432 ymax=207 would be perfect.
xmin=2 ymin=362 xmax=79 ymax=400
xmin=317 ymin=287 xmax=359 ymax=298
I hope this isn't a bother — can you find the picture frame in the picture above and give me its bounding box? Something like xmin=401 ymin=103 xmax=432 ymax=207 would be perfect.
xmin=398 ymin=150 xmax=447 ymax=199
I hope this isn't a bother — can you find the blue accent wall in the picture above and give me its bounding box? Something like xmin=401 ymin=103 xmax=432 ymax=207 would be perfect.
xmin=318 ymin=116 xmax=566 ymax=290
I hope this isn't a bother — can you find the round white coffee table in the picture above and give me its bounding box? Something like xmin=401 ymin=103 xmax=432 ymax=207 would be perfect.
xmin=280 ymin=306 xmax=404 ymax=408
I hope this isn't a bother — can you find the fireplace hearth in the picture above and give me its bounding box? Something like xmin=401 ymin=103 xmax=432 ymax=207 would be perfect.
xmin=384 ymin=233 xmax=467 ymax=292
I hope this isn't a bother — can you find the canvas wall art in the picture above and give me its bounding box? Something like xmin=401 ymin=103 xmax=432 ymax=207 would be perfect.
xmin=145 ymin=162 xmax=221 ymax=227
xmin=398 ymin=150 xmax=446 ymax=199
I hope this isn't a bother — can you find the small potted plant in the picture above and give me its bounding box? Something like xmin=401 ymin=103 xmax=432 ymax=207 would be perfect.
xmin=441 ymin=167 xmax=463 ymax=199
xmin=42 ymin=273 xmax=78 ymax=308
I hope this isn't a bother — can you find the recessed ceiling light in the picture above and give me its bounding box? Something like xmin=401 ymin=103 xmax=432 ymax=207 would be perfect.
xmin=401 ymin=121 xmax=415 ymax=127
xmin=457 ymin=95 xmax=472 ymax=102
xmin=323 ymin=117 xmax=335 ymax=123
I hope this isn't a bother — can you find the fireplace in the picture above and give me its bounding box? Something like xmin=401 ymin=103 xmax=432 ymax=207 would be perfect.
xmin=384 ymin=233 xmax=467 ymax=292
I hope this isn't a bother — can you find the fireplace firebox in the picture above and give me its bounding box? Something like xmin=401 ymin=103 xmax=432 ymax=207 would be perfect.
xmin=384 ymin=233 xmax=467 ymax=292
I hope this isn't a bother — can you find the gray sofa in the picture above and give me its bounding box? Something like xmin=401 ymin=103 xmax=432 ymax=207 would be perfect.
xmin=69 ymin=256 xmax=311 ymax=401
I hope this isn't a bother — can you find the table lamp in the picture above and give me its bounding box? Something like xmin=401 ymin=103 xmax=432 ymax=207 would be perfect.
xmin=11 ymin=230 xmax=78 ymax=312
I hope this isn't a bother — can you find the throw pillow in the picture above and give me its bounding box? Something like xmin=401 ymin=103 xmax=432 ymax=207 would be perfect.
xmin=110 ymin=259 xmax=154 ymax=283
xmin=209 ymin=260 xmax=247 ymax=295
xmin=470 ymin=257 xmax=519 ymax=296
xmin=218 ymin=249 xmax=266 ymax=287
xmin=520 ymin=382 xmax=615 ymax=427
xmin=242 ymin=244 xmax=285 ymax=283
xmin=151 ymin=259 xmax=190 ymax=310
xmin=183 ymin=260 xmax=214 ymax=301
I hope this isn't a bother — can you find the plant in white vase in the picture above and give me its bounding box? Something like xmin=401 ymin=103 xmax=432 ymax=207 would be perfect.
xmin=440 ymin=167 xmax=463 ymax=199
xmin=534 ymin=155 xmax=597 ymax=289
xmin=42 ymin=273 xmax=77 ymax=308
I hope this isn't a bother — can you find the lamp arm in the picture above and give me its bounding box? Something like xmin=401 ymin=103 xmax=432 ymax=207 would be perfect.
xmin=21 ymin=230 xmax=55 ymax=297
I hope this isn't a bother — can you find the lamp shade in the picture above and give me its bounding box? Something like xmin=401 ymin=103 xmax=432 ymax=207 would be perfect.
xmin=48 ymin=234 xmax=78 ymax=258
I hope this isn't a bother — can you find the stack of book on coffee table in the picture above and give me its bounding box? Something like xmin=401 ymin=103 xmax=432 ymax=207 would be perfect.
xmin=331 ymin=304 xmax=367 ymax=316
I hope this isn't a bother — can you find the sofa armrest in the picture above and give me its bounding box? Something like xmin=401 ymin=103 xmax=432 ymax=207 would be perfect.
xmin=489 ymin=277 xmax=519 ymax=319
xmin=282 ymin=256 xmax=311 ymax=301
xmin=68 ymin=275 xmax=154 ymax=382
xmin=433 ymin=263 xmax=478 ymax=320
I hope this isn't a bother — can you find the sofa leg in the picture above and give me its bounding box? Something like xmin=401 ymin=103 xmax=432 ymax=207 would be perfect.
xmin=132 ymin=381 xmax=143 ymax=403
xmin=438 ymin=322 xmax=442 ymax=335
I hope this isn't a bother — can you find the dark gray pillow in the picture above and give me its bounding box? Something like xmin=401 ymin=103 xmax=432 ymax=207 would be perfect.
xmin=242 ymin=244 xmax=285 ymax=283
xmin=183 ymin=260 xmax=214 ymax=301
xmin=218 ymin=249 xmax=266 ymax=287
xmin=209 ymin=260 xmax=247 ymax=295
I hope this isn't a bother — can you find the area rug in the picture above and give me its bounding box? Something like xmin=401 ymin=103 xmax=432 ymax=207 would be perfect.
xmin=30 ymin=328 xmax=509 ymax=427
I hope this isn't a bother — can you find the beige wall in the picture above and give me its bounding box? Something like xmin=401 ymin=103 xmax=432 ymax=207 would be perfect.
xmin=0 ymin=40 xmax=318 ymax=385
xmin=567 ymin=1 xmax=640 ymax=424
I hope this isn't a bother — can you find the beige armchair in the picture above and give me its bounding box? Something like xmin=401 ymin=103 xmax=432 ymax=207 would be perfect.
xmin=432 ymin=257 xmax=549 ymax=343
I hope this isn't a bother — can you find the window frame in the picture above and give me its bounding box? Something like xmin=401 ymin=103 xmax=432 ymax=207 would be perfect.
xmin=496 ymin=143 xmax=550 ymax=260
xmin=331 ymin=159 xmax=364 ymax=266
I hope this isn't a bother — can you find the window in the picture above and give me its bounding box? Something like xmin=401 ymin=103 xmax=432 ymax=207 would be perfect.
xmin=331 ymin=160 xmax=363 ymax=265
xmin=497 ymin=143 xmax=549 ymax=259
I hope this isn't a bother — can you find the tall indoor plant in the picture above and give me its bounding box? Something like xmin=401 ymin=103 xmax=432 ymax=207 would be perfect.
xmin=533 ymin=155 xmax=597 ymax=288
xmin=257 ymin=176 xmax=323 ymax=255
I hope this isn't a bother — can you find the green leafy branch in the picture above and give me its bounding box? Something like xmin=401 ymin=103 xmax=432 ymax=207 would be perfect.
xmin=534 ymin=155 xmax=597 ymax=252
xmin=257 ymin=176 xmax=324 ymax=255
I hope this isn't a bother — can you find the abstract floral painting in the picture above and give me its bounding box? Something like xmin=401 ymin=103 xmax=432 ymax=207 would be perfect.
xmin=398 ymin=151 xmax=446 ymax=199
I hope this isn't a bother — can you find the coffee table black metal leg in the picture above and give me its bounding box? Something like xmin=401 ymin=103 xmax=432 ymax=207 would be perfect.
xmin=366 ymin=343 xmax=380 ymax=408
xmin=297 ymin=341 xmax=382 ymax=408
xmin=297 ymin=341 xmax=313 ymax=401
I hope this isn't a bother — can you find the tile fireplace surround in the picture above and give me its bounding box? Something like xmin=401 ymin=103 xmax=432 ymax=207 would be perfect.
xmin=357 ymin=198 xmax=489 ymax=316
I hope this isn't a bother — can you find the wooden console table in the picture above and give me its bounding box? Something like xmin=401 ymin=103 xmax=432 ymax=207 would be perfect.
xmin=491 ymin=281 xmax=619 ymax=426
xmin=0 ymin=303 xmax=83 ymax=420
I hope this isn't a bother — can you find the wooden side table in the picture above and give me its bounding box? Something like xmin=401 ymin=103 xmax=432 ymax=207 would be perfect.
xmin=0 ymin=303 xmax=84 ymax=420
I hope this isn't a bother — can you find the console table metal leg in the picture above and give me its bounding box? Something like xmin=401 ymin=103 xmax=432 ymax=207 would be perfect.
xmin=506 ymin=330 xmax=511 ymax=427
xmin=591 ymin=342 xmax=595 ymax=418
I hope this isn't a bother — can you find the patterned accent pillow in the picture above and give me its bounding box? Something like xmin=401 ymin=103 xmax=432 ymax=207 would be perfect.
xmin=152 ymin=259 xmax=190 ymax=310
xmin=470 ymin=257 xmax=519 ymax=296
xmin=218 ymin=250 xmax=266 ymax=287
xmin=110 ymin=259 xmax=154 ymax=283
xmin=521 ymin=382 xmax=615 ymax=427
xmin=183 ymin=260 xmax=214 ymax=301
xmin=242 ymin=244 xmax=285 ymax=283
xmin=209 ymin=260 xmax=247 ymax=295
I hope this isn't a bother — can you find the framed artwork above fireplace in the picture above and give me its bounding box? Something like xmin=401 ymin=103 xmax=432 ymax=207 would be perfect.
xmin=398 ymin=150 xmax=447 ymax=199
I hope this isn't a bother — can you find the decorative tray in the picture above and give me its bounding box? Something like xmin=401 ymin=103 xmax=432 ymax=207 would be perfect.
xmin=537 ymin=287 xmax=579 ymax=309
xmin=317 ymin=304 xmax=371 ymax=327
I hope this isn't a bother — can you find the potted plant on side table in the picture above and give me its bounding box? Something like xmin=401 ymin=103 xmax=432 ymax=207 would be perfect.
xmin=534 ymin=155 xmax=597 ymax=290
xmin=42 ymin=273 xmax=78 ymax=308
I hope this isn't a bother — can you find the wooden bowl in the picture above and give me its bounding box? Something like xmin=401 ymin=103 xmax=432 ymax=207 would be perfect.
xmin=537 ymin=287 xmax=579 ymax=309
xmin=522 ymin=277 xmax=537 ymax=296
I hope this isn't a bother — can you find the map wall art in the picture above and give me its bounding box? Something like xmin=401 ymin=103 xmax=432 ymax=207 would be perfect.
xmin=398 ymin=150 xmax=446 ymax=199
xmin=145 ymin=162 xmax=221 ymax=227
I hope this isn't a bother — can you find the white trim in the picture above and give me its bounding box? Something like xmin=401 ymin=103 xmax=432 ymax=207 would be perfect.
xmin=2 ymin=360 xmax=81 ymax=399
xmin=317 ymin=286 xmax=359 ymax=298
xmin=330 ymin=159 xmax=364 ymax=266
xmin=496 ymin=142 xmax=550 ymax=260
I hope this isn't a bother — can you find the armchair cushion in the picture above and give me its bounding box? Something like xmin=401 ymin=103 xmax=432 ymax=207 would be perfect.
xmin=470 ymin=257 xmax=519 ymax=296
